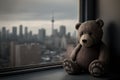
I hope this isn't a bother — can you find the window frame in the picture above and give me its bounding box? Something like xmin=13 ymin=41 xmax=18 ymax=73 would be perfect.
xmin=0 ymin=0 xmax=98 ymax=75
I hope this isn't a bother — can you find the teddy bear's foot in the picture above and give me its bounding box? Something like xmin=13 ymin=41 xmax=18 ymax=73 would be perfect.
xmin=89 ymin=60 xmax=105 ymax=77
xmin=63 ymin=59 xmax=81 ymax=75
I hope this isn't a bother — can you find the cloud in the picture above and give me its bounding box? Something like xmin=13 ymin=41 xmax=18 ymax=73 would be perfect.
xmin=0 ymin=0 xmax=78 ymax=21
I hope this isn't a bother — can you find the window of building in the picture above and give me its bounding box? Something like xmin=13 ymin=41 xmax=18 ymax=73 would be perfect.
xmin=0 ymin=0 xmax=79 ymax=70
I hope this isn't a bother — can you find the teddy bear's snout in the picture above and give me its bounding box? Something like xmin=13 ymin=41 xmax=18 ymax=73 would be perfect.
xmin=80 ymin=34 xmax=94 ymax=47
xmin=82 ymin=39 xmax=87 ymax=43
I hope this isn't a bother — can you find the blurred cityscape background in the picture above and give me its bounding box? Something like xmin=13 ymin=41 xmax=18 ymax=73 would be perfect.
xmin=0 ymin=0 xmax=78 ymax=69
xmin=0 ymin=23 xmax=77 ymax=68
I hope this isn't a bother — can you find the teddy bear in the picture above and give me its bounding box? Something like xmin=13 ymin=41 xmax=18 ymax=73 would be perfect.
xmin=63 ymin=19 xmax=109 ymax=77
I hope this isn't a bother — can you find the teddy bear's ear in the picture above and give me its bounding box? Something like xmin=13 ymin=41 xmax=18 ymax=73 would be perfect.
xmin=75 ymin=23 xmax=81 ymax=30
xmin=96 ymin=19 xmax=104 ymax=28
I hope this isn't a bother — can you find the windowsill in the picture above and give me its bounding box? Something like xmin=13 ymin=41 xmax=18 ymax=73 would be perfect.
xmin=0 ymin=62 xmax=62 ymax=76
xmin=0 ymin=68 xmax=114 ymax=80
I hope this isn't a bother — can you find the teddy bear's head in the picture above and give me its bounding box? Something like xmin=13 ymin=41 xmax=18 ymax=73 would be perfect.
xmin=75 ymin=19 xmax=104 ymax=47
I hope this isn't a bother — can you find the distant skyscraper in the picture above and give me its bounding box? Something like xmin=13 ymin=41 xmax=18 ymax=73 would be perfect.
xmin=12 ymin=27 xmax=17 ymax=40
xmin=67 ymin=32 xmax=71 ymax=38
xmin=1 ymin=27 xmax=7 ymax=41
xmin=59 ymin=25 xmax=66 ymax=37
xmin=72 ymin=30 xmax=77 ymax=39
xmin=29 ymin=31 xmax=32 ymax=36
xmin=53 ymin=29 xmax=58 ymax=37
xmin=54 ymin=36 xmax=60 ymax=48
xmin=51 ymin=12 xmax=55 ymax=36
xmin=12 ymin=27 xmax=17 ymax=35
xmin=19 ymin=25 xmax=23 ymax=38
xmin=6 ymin=30 xmax=10 ymax=40
xmin=24 ymin=27 xmax=28 ymax=41
xmin=38 ymin=28 xmax=46 ymax=42
xmin=25 ymin=27 xmax=28 ymax=36
xmin=61 ymin=36 xmax=67 ymax=49
xmin=28 ymin=30 xmax=33 ymax=41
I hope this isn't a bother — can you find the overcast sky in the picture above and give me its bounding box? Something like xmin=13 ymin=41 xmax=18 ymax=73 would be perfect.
xmin=0 ymin=0 xmax=79 ymax=35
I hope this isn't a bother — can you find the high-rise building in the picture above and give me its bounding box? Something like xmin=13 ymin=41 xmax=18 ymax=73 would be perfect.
xmin=0 ymin=42 xmax=10 ymax=67
xmin=10 ymin=43 xmax=41 ymax=67
xmin=53 ymin=29 xmax=58 ymax=37
xmin=1 ymin=27 xmax=7 ymax=41
xmin=38 ymin=28 xmax=46 ymax=43
xmin=12 ymin=27 xmax=17 ymax=36
xmin=24 ymin=27 xmax=28 ymax=41
xmin=6 ymin=30 xmax=10 ymax=40
xmin=10 ymin=42 xmax=16 ymax=67
xmin=60 ymin=36 xmax=67 ymax=49
xmin=25 ymin=27 xmax=28 ymax=36
xmin=59 ymin=25 xmax=66 ymax=37
xmin=54 ymin=36 xmax=60 ymax=48
xmin=67 ymin=32 xmax=71 ymax=38
xmin=29 ymin=31 xmax=32 ymax=37
xmin=28 ymin=30 xmax=33 ymax=42
xmin=12 ymin=27 xmax=17 ymax=40
xmin=51 ymin=13 xmax=55 ymax=36
xmin=19 ymin=25 xmax=23 ymax=38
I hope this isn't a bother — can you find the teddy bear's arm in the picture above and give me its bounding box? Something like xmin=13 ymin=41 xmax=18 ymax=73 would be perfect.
xmin=70 ymin=43 xmax=81 ymax=61
xmin=62 ymin=43 xmax=82 ymax=74
xmin=89 ymin=42 xmax=109 ymax=77
xmin=98 ymin=42 xmax=109 ymax=64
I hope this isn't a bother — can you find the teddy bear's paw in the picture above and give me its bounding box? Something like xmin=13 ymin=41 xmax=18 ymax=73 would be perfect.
xmin=63 ymin=59 xmax=80 ymax=74
xmin=89 ymin=60 xmax=104 ymax=77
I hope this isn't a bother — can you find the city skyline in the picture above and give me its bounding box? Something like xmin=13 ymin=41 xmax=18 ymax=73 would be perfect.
xmin=0 ymin=0 xmax=78 ymax=68
xmin=0 ymin=24 xmax=76 ymax=42
xmin=0 ymin=21 xmax=77 ymax=36
xmin=0 ymin=20 xmax=77 ymax=68
xmin=0 ymin=0 xmax=78 ymax=35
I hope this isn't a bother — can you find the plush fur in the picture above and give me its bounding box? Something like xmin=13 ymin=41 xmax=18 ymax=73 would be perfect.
xmin=63 ymin=19 xmax=109 ymax=77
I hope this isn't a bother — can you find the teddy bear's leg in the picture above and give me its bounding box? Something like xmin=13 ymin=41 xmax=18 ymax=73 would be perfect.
xmin=89 ymin=60 xmax=105 ymax=77
xmin=63 ymin=59 xmax=81 ymax=74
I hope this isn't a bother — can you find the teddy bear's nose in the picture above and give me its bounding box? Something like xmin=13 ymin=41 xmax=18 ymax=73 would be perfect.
xmin=82 ymin=39 xmax=87 ymax=43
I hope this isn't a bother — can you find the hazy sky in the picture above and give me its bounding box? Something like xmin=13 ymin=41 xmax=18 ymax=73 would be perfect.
xmin=0 ymin=0 xmax=79 ymax=35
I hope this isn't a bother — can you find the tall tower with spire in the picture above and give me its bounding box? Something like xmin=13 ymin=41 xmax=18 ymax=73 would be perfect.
xmin=51 ymin=12 xmax=55 ymax=36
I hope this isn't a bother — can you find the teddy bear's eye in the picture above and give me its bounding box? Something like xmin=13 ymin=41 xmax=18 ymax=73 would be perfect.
xmin=89 ymin=32 xmax=92 ymax=35
xmin=80 ymin=32 xmax=83 ymax=35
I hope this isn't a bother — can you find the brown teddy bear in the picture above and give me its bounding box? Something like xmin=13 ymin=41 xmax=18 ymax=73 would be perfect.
xmin=63 ymin=19 xmax=109 ymax=77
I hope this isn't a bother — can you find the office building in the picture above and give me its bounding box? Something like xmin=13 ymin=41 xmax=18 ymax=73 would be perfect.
xmin=38 ymin=28 xmax=46 ymax=43
xmin=1 ymin=27 xmax=7 ymax=41
xmin=12 ymin=27 xmax=17 ymax=40
xmin=19 ymin=25 xmax=23 ymax=38
xmin=10 ymin=43 xmax=41 ymax=67
xmin=59 ymin=25 xmax=66 ymax=37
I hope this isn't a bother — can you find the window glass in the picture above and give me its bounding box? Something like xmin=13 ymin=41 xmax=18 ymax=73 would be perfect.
xmin=0 ymin=0 xmax=78 ymax=69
